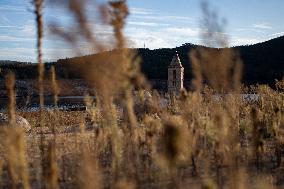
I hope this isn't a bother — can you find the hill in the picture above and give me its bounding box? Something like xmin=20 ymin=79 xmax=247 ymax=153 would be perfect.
xmin=0 ymin=36 xmax=284 ymax=87
xmin=135 ymin=36 xmax=284 ymax=85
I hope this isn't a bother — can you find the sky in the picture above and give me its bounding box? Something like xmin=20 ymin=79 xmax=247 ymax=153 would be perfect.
xmin=0 ymin=0 xmax=284 ymax=62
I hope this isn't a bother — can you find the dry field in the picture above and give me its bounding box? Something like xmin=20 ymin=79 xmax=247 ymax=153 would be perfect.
xmin=0 ymin=83 xmax=284 ymax=189
xmin=0 ymin=0 xmax=283 ymax=189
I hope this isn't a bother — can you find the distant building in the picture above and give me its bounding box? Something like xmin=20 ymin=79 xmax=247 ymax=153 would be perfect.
xmin=167 ymin=52 xmax=184 ymax=94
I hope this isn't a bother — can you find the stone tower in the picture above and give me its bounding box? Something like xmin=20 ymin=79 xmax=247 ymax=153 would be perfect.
xmin=168 ymin=52 xmax=184 ymax=94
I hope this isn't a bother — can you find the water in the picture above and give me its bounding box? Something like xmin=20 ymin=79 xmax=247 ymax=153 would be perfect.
xmin=0 ymin=96 xmax=94 ymax=112
xmin=212 ymin=94 xmax=259 ymax=102
xmin=0 ymin=94 xmax=259 ymax=112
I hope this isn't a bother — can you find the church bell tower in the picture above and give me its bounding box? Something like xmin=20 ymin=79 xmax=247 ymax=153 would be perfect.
xmin=167 ymin=52 xmax=184 ymax=94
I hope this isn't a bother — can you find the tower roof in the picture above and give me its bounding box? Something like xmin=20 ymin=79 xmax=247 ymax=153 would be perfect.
xmin=169 ymin=52 xmax=183 ymax=68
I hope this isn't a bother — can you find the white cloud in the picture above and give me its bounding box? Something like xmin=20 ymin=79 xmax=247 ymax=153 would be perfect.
xmin=165 ymin=27 xmax=199 ymax=37
xmin=124 ymin=7 xmax=198 ymax=49
xmin=161 ymin=15 xmax=194 ymax=21
xmin=90 ymin=23 xmax=113 ymax=35
xmin=42 ymin=48 xmax=77 ymax=62
xmin=129 ymin=6 xmax=194 ymax=24
xmin=2 ymin=3 xmax=280 ymax=61
xmin=23 ymin=23 xmax=35 ymax=35
xmin=230 ymin=31 xmax=284 ymax=47
xmin=0 ymin=15 xmax=11 ymax=25
xmin=253 ymin=23 xmax=272 ymax=30
xmin=0 ymin=25 xmax=17 ymax=28
xmin=0 ymin=5 xmax=28 ymax=12
xmin=0 ymin=47 xmax=76 ymax=62
xmin=125 ymin=26 xmax=201 ymax=49
xmin=0 ymin=35 xmax=35 ymax=42
xmin=230 ymin=37 xmax=262 ymax=46
xmin=270 ymin=32 xmax=284 ymax=37
xmin=237 ymin=28 xmax=266 ymax=34
xmin=128 ymin=21 xmax=169 ymax=27
xmin=130 ymin=8 xmax=155 ymax=15
xmin=131 ymin=15 xmax=193 ymax=23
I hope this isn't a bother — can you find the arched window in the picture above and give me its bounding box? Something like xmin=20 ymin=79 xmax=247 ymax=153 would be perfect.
xmin=173 ymin=70 xmax=176 ymax=80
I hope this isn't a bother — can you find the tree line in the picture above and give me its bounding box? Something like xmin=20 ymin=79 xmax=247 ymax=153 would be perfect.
xmin=0 ymin=36 xmax=283 ymax=86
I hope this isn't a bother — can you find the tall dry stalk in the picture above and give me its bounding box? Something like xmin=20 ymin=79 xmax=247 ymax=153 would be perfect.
xmin=49 ymin=66 xmax=59 ymax=107
xmin=33 ymin=2 xmax=48 ymax=189
xmin=49 ymin=0 xmax=143 ymax=128
xmin=45 ymin=142 xmax=58 ymax=189
xmin=186 ymin=1 xmax=244 ymax=188
xmin=190 ymin=0 xmax=243 ymax=93
xmin=4 ymin=73 xmax=30 ymax=189
xmin=5 ymin=72 xmax=16 ymax=125
xmin=4 ymin=129 xmax=31 ymax=189
xmin=4 ymin=72 xmax=17 ymax=189
xmin=33 ymin=0 xmax=44 ymax=126
xmin=109 ymin=0 xmax=129 ymax=49
xmin=78 ymin=150 xmax=102 ymax=189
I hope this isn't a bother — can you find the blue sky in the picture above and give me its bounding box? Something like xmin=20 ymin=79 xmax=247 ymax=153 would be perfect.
xmin=0 ymin=0 xmax=284 ymax=62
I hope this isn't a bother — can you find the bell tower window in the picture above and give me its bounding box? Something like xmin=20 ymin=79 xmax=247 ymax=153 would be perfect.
xmin=173 ymin=70 xmax=176 ymax=80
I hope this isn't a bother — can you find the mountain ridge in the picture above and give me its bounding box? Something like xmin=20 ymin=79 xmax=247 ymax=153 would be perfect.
xmin=0 ymin=35 xmax=283 ymax=86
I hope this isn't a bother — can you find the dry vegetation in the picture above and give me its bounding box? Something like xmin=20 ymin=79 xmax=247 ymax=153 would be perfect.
xmin=0 ymin=0 xmax=283 ymax=188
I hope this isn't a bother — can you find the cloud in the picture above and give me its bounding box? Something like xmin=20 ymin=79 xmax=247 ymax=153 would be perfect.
xmin=0 ymin=15 xmax=11 ymax=25
xmin=253 ymin=23 xmax=272 ymax=30
xmin=128 ymin=21 xmax=169 ymax=27
xmin=230 ymin=31 xmax=284 ymax=47
xmin=129 ymin=8 xmax=155 ymax=15
xmin=22 ymin=22 xmax=35 ymax=35
xmin=0 ymin=4 xmax=199 ymax=60
xmin=42 ymin=48 xmax=78 ymax=62
xmin=125 ymin=26 xmax=201 ymax=49
xmin=129 ymin=7 xmax=194 ymax=24
xmin=124 ymin=7 xmax=197 ymax=49
xmin=270 ymin=32 xmax=284 ymax=37
xmin=165 ymin=27 xmax=199 ymax=37
xmin=131 ymin=14 xmax=194 ymax=23
xmin=236 ymin=22 xmax=272 ymax=37
xmin=230 ymin=36 xmax=262 ymax=46
xmin=0 ymin=47 xmax=75 ymax=62
xmin=237 ymin=28 xmax=266 ymax=34
xmin=1 ymin=3 xmax=279 ymax=61
xmin=0 ymin=35 xmax=35 ymax=42
xmin=0 ymin=26 xmax=17 ymax=28
xmin=0 ymin=5 xmax=28 ymax=12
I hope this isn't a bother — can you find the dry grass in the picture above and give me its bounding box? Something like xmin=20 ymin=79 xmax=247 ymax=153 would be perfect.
xmin=0 ymin=0 xmax=283 ymax=188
